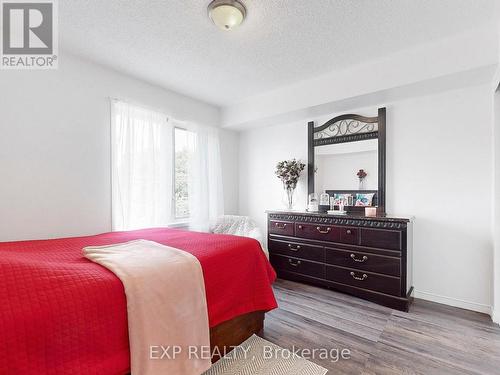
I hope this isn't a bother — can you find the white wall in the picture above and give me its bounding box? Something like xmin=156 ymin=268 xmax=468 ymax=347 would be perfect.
xmin=239 ymin=84 xmax=494 ymax=314
xmin=494 ymin=88 xmax=500 ymax=323
xmin=239 ymin=120 xmax=308 ymax=218
xmin=388 ymin=85 xmax=493 ymax=313
xmin=0 ymin=53 xmax=238 ymax=241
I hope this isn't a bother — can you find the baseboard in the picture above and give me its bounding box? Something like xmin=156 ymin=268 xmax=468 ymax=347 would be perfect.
xmin=492 ymin=308 xmax=500 ymax=324
xmin=413 ymin=289 xmax=491 ymax=315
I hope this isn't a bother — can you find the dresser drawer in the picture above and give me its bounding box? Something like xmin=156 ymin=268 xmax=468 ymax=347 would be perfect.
xmin=325 ymin=247 xmax=400 ymax=277
xmin=339 ymin=226 xmax=359 ymax=245
xmin=326 ymin=265 xmax=400 ymax=296
xmin=268 ymin=220 xmax=295 ymax=236
xmin=269 ymin=239 xmax=325 ymax=262
xmin=270 ymin=254 xmax=325 ymax=279
xmin=295 ymin=222 xmax=340 ymax=242
xmin=360 ymin=228 xmax=402 ymax=250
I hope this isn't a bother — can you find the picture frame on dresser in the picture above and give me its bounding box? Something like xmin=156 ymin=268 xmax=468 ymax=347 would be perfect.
xmin=267 ymin=108 xmax=414 ymax=311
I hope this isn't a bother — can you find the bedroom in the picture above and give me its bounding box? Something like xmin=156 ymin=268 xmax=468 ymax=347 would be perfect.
xmin=1 ymin=0 xmax=499 ymax=374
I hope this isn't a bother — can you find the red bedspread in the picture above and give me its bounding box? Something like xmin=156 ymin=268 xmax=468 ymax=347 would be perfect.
xmin=0 ymin=228 xmax=277 ymax=375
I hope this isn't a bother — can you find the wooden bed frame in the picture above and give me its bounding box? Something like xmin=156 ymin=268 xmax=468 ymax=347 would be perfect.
xmin=125 ymin=311 xmax=265 ymax=373
xmin=210 ymin=310 xmax=265 ymax=362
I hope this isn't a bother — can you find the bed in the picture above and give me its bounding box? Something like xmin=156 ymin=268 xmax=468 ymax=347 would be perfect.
xmin=0 ymin=227 xmax=277 ymax=374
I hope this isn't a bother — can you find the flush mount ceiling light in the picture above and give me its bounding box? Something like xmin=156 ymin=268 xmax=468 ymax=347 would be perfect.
xmin=208 ymin=0 xmax=246 ymax=31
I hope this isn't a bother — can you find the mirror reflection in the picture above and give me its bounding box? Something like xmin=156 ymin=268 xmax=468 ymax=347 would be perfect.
xmin=314 ymin=138 xmax=378 ymax=193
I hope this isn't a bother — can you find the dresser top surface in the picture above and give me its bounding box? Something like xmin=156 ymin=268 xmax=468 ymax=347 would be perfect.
xmin=266 ymin=209 xmax=413 ymax=223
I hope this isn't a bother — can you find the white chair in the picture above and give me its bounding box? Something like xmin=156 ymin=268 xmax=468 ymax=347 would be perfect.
xmin=210 ymin=215 xmax=268 ymax=258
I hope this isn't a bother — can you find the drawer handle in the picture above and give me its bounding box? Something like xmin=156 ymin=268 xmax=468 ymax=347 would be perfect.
xmin=275 ymin=223 xmax=287 ymax=229
xmin=350 ymin=254 xmax=368 ymax=263
xmin=346 ymin=229 xmax=352 ymax=235
xmin=350 ymin=272 xmax=368 ymax=281
xmin=288 ymin=244 xmax=301 ymax=251
xmin=298 ymin=225 xmax=303 ymax=229
xmin=288 ymin=259 xmax=302 ymax=267
xmin=316 ymin=226 xmax=331 ymax=234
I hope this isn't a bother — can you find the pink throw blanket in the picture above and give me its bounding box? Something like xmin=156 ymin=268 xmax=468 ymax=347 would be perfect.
xmin=84 ymin=240 xmax=211 ymax=375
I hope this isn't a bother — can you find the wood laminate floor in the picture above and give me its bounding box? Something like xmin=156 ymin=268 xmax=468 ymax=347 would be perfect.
xmin=262 ymin=279 xmax=500 ymax=375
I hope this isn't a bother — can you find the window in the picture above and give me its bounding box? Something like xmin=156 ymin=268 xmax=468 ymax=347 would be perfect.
xmin=174 ymin=128 xmax=196 ymax=219
xmin=111 ymin=100 xmax=223 ymax=232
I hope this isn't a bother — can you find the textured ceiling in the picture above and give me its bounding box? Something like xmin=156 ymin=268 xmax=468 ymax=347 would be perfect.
xmin=60 ymin=0 xmax=498 ymax=106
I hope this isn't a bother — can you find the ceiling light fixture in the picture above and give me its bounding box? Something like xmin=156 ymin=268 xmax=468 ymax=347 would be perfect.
xmin=208 ymin=0 xmax=246 ymax=31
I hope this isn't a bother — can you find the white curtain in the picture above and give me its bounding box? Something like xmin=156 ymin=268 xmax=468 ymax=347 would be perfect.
xmin=187 ymin=123 xmax=224 ymax=232
xmin=111 ymin=100 xmax=173 ymax=230
xmin=111 ymin=99 xmax=224 ymax=232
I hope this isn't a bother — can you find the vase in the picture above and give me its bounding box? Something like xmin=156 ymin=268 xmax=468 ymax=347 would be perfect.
xmin=358 ymin=178 xmax=365 ymax=190
xmin=284 ymin=184 xmax=296 ymax=210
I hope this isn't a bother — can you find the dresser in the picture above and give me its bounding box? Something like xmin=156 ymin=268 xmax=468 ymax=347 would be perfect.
xmin=267 ymin=210 xmax=413 ymax=311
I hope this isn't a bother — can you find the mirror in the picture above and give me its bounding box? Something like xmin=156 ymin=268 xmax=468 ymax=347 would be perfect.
xmin=307 ymin=108 xmax=386 ymax=214
xmin=315 ymin=139 xmax=378 ymax=192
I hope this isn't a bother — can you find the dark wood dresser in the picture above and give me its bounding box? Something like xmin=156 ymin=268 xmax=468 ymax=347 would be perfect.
xmin=267 ymin=210 xmax=413 ymax=311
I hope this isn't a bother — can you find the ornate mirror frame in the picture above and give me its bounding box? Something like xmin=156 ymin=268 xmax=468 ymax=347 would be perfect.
xmin=307 ymin=107 xmax=386 ymax=214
